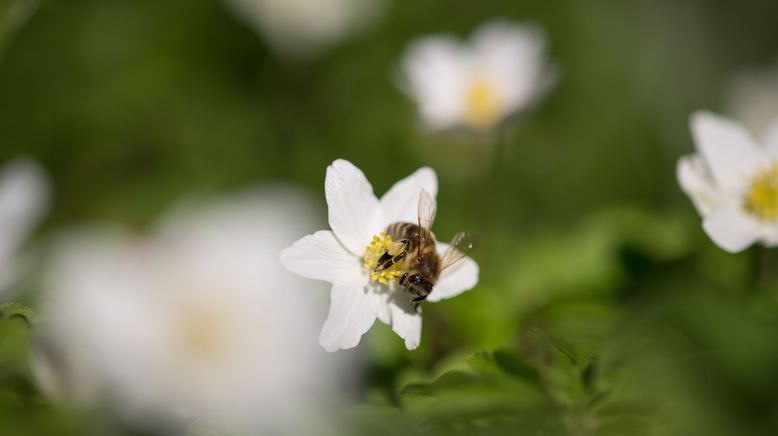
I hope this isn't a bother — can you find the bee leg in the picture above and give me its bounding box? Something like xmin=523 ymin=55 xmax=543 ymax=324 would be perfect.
xmin=375 ymin=238 xmax=408 ymax=270
xmin=383 ymin=251 xmax=407 ymax=270
xmin=410 ymin=295 xmax=426 ymax=312
xmin=387 ymin=239 xmax=409 ymax=256
xmin=375 ymin=251 xmax=394 ymax=267
xmin=399 ymin=272 xmax=409 ymax=286
xmin=375 ymin=250 xmax=408 ymax=272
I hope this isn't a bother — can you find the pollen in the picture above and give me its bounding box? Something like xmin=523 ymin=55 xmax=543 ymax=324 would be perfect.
xmin=363 ymin=232 xmax=403 ymax=285
xmin=464 ymin=74 xmax=501 ymax=130
xmin=744 ymin=163 xmax=778 ymax=221
xmin=178 ymin=302 xmax=234 ymax=364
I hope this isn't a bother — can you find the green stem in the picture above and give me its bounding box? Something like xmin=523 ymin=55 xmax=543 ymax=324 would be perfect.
xmin=0 ymin=0 xmax=40 ymax=65
xmin=751 ymin=244 xmax=763 ymax=293
xmin=491 ymin=129 xmax=510 ymax=233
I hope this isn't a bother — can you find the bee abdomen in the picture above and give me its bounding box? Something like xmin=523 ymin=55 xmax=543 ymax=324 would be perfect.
xmin=386 ymin=222 xmax=420 ymax=251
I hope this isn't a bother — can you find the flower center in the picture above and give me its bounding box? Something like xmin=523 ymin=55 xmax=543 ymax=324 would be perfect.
xmin=178 ymin=302 xmax=235 ymax=363
xmin=363 ymin=232 xmax=403 ymax=285
xmin=744 ymin=163 xmax=778 ymax=221
xmin=464 ymin=75 xmax=500 ymax=129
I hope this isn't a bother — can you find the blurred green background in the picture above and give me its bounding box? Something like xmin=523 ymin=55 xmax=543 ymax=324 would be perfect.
xmin=2 ymin=0 xmax=778 ymax=434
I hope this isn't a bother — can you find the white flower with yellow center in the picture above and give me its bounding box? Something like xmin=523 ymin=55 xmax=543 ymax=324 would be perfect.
xmin=37 ymin=188 xmax=351 ymax=433
xmin=225 ymin=0 xmax=385 ymax=59
xmin=678 ymin=111 xmax=778 ymax=252
xmin=0 ymin=158 xmax=48 ymax=295
xmin=280 ymin=159 xmax=479 ymax=352
xmin=399 ymin=19 xmax=556 ymax=132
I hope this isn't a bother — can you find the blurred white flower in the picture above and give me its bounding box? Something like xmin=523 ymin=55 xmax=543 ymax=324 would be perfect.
xmin=0 ymin=158 xmax=48 ymax=295
xmin=399 ymin=19 xmax=556 ymax=133
xmin=38 ymin=188 xmax=350 ymax=434
xmin=280 ymin=159 xmax=478 ymax=352
xmin=226 ymin=0 xmax=385 ymax=59
xmin=678 ymin=111 xmax=778 ymax=253
xmin=725 ymin=61 xmax=778 ymax=135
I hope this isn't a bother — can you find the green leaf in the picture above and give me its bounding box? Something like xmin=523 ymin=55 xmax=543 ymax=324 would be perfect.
xmin=491 ymin=348 xmax=540 ymax=381
xmin=340 ymin=404 xmax=426 ymax=436
xmin=0 ymin=302 xmax=39 ymax=326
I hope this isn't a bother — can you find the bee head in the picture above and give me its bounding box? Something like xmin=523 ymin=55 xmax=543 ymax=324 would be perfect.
xmin=416 ymin=254 xmax=439 ymax=279
xmin=407 ymin=273 xmax=433 ymax=295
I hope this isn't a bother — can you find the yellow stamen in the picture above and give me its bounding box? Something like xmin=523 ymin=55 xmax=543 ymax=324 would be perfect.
xmin=464 ymin=75 xmax=500 ymax=129
xmin=178 ymin=303 xmax=233 ymax=363
xmin=744 ymin=163 xmax=778 ymax=221
xmin=363 ymin=232 xmax=403 ymax=285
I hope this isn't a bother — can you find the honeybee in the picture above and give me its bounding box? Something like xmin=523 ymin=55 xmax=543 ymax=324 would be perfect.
xmin=373 ymin=189 xmax=479 ymax=310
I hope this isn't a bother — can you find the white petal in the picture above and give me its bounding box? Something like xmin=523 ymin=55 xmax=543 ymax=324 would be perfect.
xmin=386 ymin=291 xmax=422 ymax=350
xmin=760 ymin=223 xmax=778 ymax=247
xmin=400 ymin=35 xmax=470 ymax=130
xmin=0 ymin=158 xmax=49 ymax=240
xmin=472 ymin=20 xmax=549 ymax=113
xmin=702 ymin=204 xmax=760 ymax=253
xmin=690 ymin=111 xmax=765 ymax=189
xmin=426 ymin=242 xmax=479 ymax=303
xmin=376 ymin=304 xmax=391 ymax=325
xmin=319 ymin=283 xmax=380 ymax=352
xmin=279 ymin=230 xmax=364 ymax=286
xmin=676 ymin=155 xmax=719 ymax=216
xmin=325 ymin=160 xmax=381 ymax=256
xmin=379 ymin=167 xmax=438 ymax=226
xmin=0 ymin=158 xmax=49 ymax=291
xmin=762 ymin=116 xmax=778 ymax=160
xmin=226 ymin=0 xmax=383 ymax=59
xmin=375 ymin=288 xmax=391 ymax=324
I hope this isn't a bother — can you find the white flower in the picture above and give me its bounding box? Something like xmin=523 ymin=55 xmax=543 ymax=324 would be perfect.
xmin=0 ymin=158 xmax=48 ymax=295
xmin=37 ymin=188 xmax=351 ymax=433
xmin=725 ymin=61 xmax=778 ymax=135
xmin=678 ymin=111 xmax=778 ymax=253
xmin=225 ymin=0 xmax=385 ymax=59
xmin=280 ymin=159 xmax=479 ymax=352
xmin=399 ymin=19 xmax=556 ymax=132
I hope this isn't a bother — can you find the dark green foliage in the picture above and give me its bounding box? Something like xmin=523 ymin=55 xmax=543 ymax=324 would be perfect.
xmin=2 ymin=0 xmax=778 ymax=434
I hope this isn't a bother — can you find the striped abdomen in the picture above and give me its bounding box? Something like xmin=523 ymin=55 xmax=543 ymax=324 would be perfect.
xmin=386 ymin=222 xmax=422 ymax=252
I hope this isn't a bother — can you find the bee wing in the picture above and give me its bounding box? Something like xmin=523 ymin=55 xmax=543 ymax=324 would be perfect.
xmin=417 ymin=189 xmax=437 ymax=252
xmin=417 ymin=189 xmax=436 ymax=233
xmin=441 ymin=231 xmax=480 ymax=270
